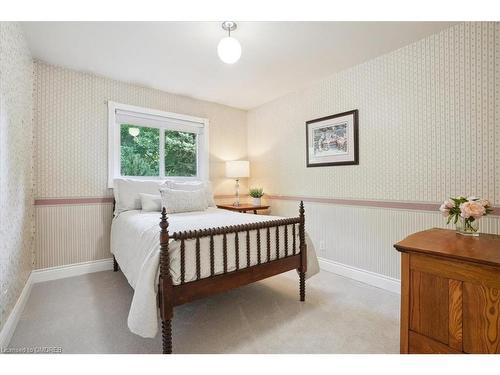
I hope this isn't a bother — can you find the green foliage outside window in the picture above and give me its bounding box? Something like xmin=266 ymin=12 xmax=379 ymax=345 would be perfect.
xmin=165 ymin=130 xmax=197 ymax=177
xmin=120 ymin=124 xmax=159 ymax=176
xmin=120 ymin=124 xmax=197 ymax=177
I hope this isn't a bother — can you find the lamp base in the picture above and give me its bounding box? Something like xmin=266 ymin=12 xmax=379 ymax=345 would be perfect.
xmin=233 ymin=178 xmax=240 ymax=207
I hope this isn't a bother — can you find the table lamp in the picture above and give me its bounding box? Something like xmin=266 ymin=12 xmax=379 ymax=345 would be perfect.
xmin=225 ymin=160 xmax=250 ymax=206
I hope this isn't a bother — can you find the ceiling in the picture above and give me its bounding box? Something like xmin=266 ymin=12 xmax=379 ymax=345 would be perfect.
xmin=22 ymin=22 xmax=456 ymax=110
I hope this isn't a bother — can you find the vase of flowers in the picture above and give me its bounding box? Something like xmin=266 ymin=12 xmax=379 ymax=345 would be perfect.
xmin=440 ymin=196 xmax=492 ymax=236
xmin=249 ymin=187 xmax=264 ymax=206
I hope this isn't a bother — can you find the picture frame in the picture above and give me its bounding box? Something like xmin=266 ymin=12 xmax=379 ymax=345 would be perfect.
xmin=306 ymin=109 xmax=359 ymax=167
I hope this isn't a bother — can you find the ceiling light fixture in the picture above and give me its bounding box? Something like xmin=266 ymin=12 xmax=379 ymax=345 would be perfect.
xmin=217 ymin=21 xmax=242 ymax=64
xmin=128 ymin=127 xmax=140 ymax=137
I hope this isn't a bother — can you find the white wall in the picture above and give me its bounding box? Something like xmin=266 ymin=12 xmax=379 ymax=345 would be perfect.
xmin=0 ymin=22 xmax=34 ymax=333
xmin=248 ymin=22 xmax=500 ymax=280
xmin=33 ymin=62 xmax=248 ymax=269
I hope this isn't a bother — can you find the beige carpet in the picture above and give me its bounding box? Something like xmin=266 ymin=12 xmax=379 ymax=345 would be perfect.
xmin=8 ymin=269 xmax=400 ymax=353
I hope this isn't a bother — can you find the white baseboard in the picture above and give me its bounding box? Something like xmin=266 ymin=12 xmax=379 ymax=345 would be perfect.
xmin=0 ymin=258 xmax=114 ymax=348
xmin=0 ymin=273 xmax=33 ymax=348
xmin=31 ymin=258 xmax=114 ymax=284
xmin=318 ymin=257 xmax=401 ymax=294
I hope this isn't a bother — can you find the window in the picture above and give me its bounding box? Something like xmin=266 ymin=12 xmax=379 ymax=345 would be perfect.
xmin=108 ymin=102 xmax=209 ymax=187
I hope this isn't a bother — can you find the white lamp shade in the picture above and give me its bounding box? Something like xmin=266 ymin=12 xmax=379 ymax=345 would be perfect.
xmin=217 ymin=36 xmax=242 ymax=64
xmin=225 ymin=160 xmax=249 ymax=178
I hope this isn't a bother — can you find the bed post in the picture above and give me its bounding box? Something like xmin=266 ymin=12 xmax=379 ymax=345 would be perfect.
xmin=298 ymin=200 xmax=307 ymax=302
xmin=159 ymin=207 xmax=174 ymax=354
xmin=112 ymin=199 xmax=119 ymax=272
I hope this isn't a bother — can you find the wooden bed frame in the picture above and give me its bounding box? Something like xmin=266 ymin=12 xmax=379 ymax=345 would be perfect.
xmin=113 ymin=201 xmax=307 ymax=354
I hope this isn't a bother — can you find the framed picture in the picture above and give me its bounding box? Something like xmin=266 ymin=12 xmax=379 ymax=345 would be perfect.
xmin=306 ymin=109 xmax=359 ymax=167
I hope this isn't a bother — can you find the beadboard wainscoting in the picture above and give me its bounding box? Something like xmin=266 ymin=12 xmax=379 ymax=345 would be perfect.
xmin=248 ymin=22 xmax=500 ymax=283
xmin=265 ymin=198 xmax=500 ymax=283
xmin=35 ymin=203 xmax=114 ymax=269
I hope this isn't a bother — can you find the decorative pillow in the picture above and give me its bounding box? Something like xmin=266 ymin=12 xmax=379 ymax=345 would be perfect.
xmin=162 ymin=180 xmax=216 ymax=207
xmin=205 ymin=182 xmax=216 ymax=207
xmin=139 ymin=193 xmax=162 ymax=212
xmin=113 ymin=178 xmax=165 ymax=214
xmin=159 ymin=187 xmax=208 ymax=214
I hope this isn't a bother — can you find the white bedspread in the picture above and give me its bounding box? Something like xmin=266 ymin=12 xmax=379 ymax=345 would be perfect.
xmin=110 ymin=207 xmax=319 ymax=338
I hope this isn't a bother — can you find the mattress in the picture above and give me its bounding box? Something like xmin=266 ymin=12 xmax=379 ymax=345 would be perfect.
xmin=110 ymin=207 xmax=319 ymax=338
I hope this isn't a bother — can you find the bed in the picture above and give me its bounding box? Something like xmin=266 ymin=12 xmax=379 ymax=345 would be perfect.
xmin=111 ymin=201 xmax=319 ymax=354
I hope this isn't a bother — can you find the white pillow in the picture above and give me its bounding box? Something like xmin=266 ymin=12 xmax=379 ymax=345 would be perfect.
xmin=113 ymin=178 xmax=165 ymax=214
xmin=139 ymin=193 xmax=162 ymax=212
xmin=162 ymin=180 xmax=216 ymax=207
xmin=159 ymin=187 xmax=208 ymax=214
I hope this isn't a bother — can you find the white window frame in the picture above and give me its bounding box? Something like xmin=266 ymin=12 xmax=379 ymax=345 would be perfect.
xmin=108 ymin=101 xmax=209 ymax=188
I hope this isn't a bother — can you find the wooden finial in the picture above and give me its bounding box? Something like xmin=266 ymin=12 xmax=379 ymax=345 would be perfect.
xmin=159 ymin=207 xmax=170 ymax=278
xmin=160 ymin=207 xmax=169 ymax=230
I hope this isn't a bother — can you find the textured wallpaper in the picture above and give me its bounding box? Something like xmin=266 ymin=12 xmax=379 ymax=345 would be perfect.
xmin=34 ymin=62 xmax=248 ymax=268
xmin=31 ymin=22 xmax=500 ymax=280
xmin=249 ymin=22 xmax=499 ymax=204
xmin=0 ymin=23 xmax=34 ymax=333
xmin=34 ymin=62 xmax=248 ymax=199
xmin=248 ymin=22 xmax=500 ymax=279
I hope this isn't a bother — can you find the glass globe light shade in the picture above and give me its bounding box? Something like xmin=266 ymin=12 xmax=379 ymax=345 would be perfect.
xmin=128 ymin=127 xmax=140 ymax=137
xmin=217 ymin=36 xmax=242 ymax=64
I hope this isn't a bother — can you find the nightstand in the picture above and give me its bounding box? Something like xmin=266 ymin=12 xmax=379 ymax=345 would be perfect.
xmin=216 ymin=204 xmax=270 ymax=214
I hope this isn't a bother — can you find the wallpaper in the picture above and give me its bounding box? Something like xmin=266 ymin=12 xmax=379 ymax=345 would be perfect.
xmin=34 ymin=62 xmax=248 ymax=268
xmin=0 ymin=23 xmax=34 ymax=333
xmin=34 ymin=62 xmax=248 ymax=199
xmin=32 ymin=22 xmax=500 ymax=281
xmin=248 ymin=22 xmax=500 ymax=279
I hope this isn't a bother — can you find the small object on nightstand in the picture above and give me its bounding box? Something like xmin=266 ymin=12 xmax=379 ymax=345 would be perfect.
xmin=217 ymin=203 xmax=270 ymax=215
xmin=249 ymin=187 xmax=264 ymax=206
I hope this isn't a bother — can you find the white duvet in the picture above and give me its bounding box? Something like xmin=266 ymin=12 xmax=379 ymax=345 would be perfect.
xmin=110 ymin=207 xmax=319 ymax=338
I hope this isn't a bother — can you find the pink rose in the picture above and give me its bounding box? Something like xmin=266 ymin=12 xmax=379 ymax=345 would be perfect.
xmin=479 ymin=199 xmax=491 ymax=208
xmin=460 ymin=201 xmax=486 ymax=219
xmin=439 ymin=203 xmax=450 ymax=217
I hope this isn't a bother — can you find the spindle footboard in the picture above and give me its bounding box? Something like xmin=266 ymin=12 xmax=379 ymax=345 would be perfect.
xmin=115 ymin=201 xmax=307 ymax=354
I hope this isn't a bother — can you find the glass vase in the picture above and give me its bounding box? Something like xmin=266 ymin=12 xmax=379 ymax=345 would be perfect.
xmin=455 ymin=217 xmax=480 ymax=236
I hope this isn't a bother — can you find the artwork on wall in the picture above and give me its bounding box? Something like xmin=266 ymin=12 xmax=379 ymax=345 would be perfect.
xmin=306 ymin=109 xmax=359 ymax=167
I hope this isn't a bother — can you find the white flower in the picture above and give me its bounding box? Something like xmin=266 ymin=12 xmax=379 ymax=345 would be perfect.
xmin=479 ymin=199 xmax=491 ymax=207
xmin=467 ymin=196 xmax=479 ymax=201
xmin=439 ymin=203 xmax=450 ymax=217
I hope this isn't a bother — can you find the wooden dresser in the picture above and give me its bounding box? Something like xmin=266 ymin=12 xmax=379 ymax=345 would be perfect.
xmin=394 ymin=228 xmax=500 ymax=354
